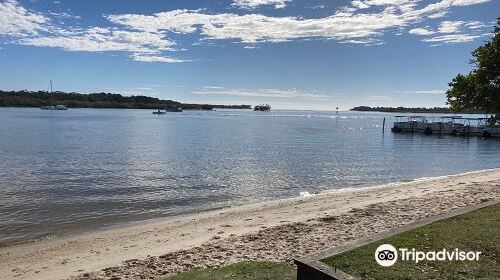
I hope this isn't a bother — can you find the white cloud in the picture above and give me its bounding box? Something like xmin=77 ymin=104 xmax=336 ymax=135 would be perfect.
xmin=0 ymin=1 xmax=181 ymax=63
xmin=0 ymin=0 xmax=493 ymax=62
xmin=0 ymin=0 xmax=48 ymax=36
xmin=418 ymin=0 xmax=491 ymax=15
xmin=422 ymin=33 xmax=482 ymax=44
xmin=340 ymin=38 xmax=384 ymax=45
xmin=311 ymin=5 xmax=326 ymax=10
xmin=396 ymin=89 xmax=445 ymax=94
xmin=130 ymin=54 xmax=185 ymax=63
xmin=410 ymin=19 xmax=490 ymax=45
xmin=427 ymin=11 xmax=448 ymax=18
xmin=192 ymin=87 xmax=330 ymax=100
xmin=106 ymin=10 xmax=409 ymax=44
xmin=49 ymin=11 xmax=81 ymax=20
xmin=106 ymin=0 xmax=492 ymax=46
xmin=408 ymin=27 xmax=435 ymax=35
xmin=18 ymin=27 xmax=175 ymax=53
xmin=465 ymin=20 xmax=487 ymax=29
xmin=351 ymin=1 xmax=370 ymax=9
xmin=232 ymin=0 xmax=292 ymax=9
xmin=363 ymin=95 xmax=393 ymax=101
xmin=438 ymin=20 xmax=463 ymax=33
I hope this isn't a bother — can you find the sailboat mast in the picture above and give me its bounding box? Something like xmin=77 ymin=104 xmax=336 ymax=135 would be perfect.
xmin=50 ymin=80 xmax=53 ymax=106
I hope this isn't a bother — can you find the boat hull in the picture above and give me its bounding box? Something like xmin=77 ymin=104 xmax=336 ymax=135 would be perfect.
xmin=392 ymin=121 xmax=420 ymax=133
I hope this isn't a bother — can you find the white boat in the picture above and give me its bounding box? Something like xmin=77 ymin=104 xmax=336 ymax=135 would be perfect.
xmin=476 ymin=118 xmax=500 ymax=138
xmin=453 ymin=117 xmax=488 ymax=136
xmin=152 ymin=109 xmax=166 ymax=115
xmin=443 ymin=116 xmax=465 ymax=135
xmin=40 ymin=80 xmax=68 ymax=110
xmin=164 ymin=107 xmax=183 ymax=112
xmin=420 ymin=116 xmax=461 ymax=135
xmin=391 ymin=116 xmax=425 ymax=133
xmin=41 ymin=104 xmax=68 ymax=110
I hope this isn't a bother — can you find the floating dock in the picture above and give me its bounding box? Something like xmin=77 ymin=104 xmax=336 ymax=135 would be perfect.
xmin=390 ymin=116 xmax=500 ymax=138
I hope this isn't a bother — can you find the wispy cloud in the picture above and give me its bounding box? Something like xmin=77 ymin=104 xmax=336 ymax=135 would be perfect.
xmin=438 ymin=20 xmax=464 ymax=33
xmin=465 ymin=20 xmax=488 ymax=29
xmin=18 ymin=27 xmax=175 ymax=52
xmin=105 ymin=0 xmax=491 ymax=46
xmin=192 ymin=87 xmax=330 ymax=100
xmin=409 ymin=27 xmax=435 ymax=35
xmin=363 ymin=95 xmax=393 ymax=101
xmin=232 ymin=0 xmax=292 ymax=9
xmin=409 ymin=19 xmax=490 ymax=45
xmin=395 ymin=89 xmax=445 ymax=94
xmin=131 ymin=53 xmax=186 ymax=63
xmin=0 ymin=0 xmax=494 ymax=62
xmin=422 ymin=33 xmax=482 ymax=44
xmin=48 ymin=11 xmax=81 ymax=20
xmin=0 ymin=0 xmax=48 ymax=36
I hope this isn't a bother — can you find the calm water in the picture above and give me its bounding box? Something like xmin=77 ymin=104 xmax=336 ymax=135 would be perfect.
xmin=0 ymin=108 xmax=499 ymax=245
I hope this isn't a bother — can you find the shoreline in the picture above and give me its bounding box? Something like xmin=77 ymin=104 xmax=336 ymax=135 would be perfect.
xmin=4 ymin=168 xmax=493 ymax=248
xmin=1 ymin=168 xmax=499 ymax=280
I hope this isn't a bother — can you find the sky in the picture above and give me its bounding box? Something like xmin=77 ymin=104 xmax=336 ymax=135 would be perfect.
xmin=0 ymin=0 xmax=498 ymax=110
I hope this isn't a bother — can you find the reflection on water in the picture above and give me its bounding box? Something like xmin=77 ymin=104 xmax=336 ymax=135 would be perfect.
xmin=0 ymin=108 xmax=498 ymax=245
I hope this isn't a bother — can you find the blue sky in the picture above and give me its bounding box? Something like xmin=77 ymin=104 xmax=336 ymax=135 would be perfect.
xmin=0 ymin=0 xmax=498 ymax=110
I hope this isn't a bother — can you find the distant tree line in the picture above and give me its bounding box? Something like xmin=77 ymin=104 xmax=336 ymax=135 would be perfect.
xmin=350 ymin=106 xmax=483 ymax=114
xmin=0 ymin=90 xmax=251 ymax=110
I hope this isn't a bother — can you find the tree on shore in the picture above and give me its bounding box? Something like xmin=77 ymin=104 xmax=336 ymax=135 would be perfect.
xmin=446 ymin=18 xmax=500 ymax=124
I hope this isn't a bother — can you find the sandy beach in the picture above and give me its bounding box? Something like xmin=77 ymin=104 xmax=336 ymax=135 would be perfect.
xmin=1 ymin=168 xmax=499 ymax=280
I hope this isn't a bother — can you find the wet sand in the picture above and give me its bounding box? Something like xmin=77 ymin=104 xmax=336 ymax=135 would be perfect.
xmin=1 ymin=168 xmax=499 ymax=280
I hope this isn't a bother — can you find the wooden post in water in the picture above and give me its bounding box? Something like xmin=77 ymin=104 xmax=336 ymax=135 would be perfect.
xmin=382 ymin=117 xmax=386 ymax=133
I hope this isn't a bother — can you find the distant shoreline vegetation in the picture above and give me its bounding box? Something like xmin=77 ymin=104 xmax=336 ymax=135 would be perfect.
xmin=0 ymin=90 xmax=251 ymax=110
xmin=350 ymin=106 xmax=484 ymax=114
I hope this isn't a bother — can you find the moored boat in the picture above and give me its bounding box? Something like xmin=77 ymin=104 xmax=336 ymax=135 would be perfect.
xmin=152 ymin=109 xmax=166 ymax=115
xmin=254 ymin=104 xmax=271 ymax=111
xmin=481 ymin=126 xmax=500 ymax=138
xmin=40 ymin=80 xmax=68 ymax=110
xmin=165 ymin=107 xmax=183 ymax=112
xmin=420 ymin=116 xmax=461 ymax=135
xmin=391 ymin=116 xmax=425 ymax=133
xmin=476 ymin=118 xmax=500 ymax=138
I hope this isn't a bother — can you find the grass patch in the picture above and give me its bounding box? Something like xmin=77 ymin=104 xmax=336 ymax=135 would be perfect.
xmin=322 ymin=203 xmax=500 ymax=279
xmin=163 ymin=261 xmax=295 ymax=280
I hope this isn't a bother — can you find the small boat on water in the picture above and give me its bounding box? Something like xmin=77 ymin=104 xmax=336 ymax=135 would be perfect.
xmin=481 ymin=126 xmax=500 ymax=138
xmin=152 ymin=109 xmax=166 ymax=115
xmin=40 ymin=80 xmax=68 ymax=110
xmin=391 ymin=116 xmax=425 ymax=133
xmin=443 ymin=116 xmax=465 ymax=135
xmin=456 ymin=117 xmax=489 ymax=136
xmin=165 ymin=107 xmax=183 ymax=112
xmin=391 ymin=115 xmax=499 ymax=138
xmin=41 ymin=104 xmax=68 ymax=110
xmin=476 ymin=118 xmax=500 ymax=138
xmin=153 ymin=107 xmax=182 ymax=114
xmin=254 ymin=104 xmax=271 ymax=111
xmin=420 ymin=116 xmax=462 ymax=135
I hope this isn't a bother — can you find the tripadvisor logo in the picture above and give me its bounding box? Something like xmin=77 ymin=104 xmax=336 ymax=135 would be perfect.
xmin=375 ymin=244 xmax=481 ymax=267
xmin=375 ymin=244 xmax=398 ymax=267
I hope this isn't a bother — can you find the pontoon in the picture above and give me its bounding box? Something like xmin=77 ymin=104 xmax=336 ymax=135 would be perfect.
xmin=477 ymin=118 xmax=500 ymax=138
xmin=391 ymin=116 xmax=425 ymax=133
xmin=420 ymin=116 xmax=462 ymax=135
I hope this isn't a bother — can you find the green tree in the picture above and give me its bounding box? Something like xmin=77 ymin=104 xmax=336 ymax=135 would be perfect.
xmin=446 ymin=18 xmax=500 ymax=124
